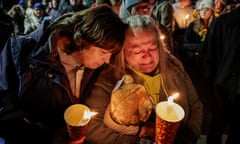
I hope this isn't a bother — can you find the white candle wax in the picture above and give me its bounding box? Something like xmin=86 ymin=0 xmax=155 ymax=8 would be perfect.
xmin=156 ymin=101 xmax=185 ymax=122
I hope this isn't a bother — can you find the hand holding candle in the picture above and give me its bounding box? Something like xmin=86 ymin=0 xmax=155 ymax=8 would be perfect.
xmin=155 ymin=93 xmax=185 ymax=144
xmin=64 ymin=104 xmax=97 ymax=140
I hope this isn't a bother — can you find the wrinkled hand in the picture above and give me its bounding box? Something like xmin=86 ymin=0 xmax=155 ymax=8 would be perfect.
xmin=138 ymin=122 xmax=155 ymax=139
xmin=68 ymin=136 xmax=86 ymax=144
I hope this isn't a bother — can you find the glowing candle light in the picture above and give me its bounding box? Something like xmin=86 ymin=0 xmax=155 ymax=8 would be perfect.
xmin=184 ymin=14 xmax=190 ymax=28
xmin=160 ymin=35 xmax=165 ymax=40
xmin=155 ymin=93 xmax=185 ymax=144
xmin=83 ymin=110 xmax=97 ymax=120
xmin=80 ymin=110 xmax=97 ymax=125
xmin=64 ymin=104 xmax=96 ymax=126
xmin=64 ymin=104 xmax=98 ymax=140
xmin=167 ymin=93 xmax=179 ymax=105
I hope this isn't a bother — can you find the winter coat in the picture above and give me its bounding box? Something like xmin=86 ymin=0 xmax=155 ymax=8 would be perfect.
xmin=151 ymin=0 xmax=175 ymax=32
xmin=204 ymin=7 xmax=240 ymax=111
xmin=183 ymin=22 xmax=205 ymax=64
xmin=83 ymin=65 xmax=203 ymax=144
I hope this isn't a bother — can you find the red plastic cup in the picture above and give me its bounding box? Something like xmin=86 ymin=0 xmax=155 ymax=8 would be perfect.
xmin=64 ymin=104 xmax=90 ymax=140
xmin=155 ymin=101 xmax=185 ymax=144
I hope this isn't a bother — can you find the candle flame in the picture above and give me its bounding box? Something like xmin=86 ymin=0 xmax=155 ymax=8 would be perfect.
xmin=83 ymin=110 xmax=97 ymax=120
xmin=168 ymin=93 xmax=179 ymax=105
xmin=160 ymin=35 xmax=165 ymax=40
xmin=83 ymin=110 xmax=97 ymax=119
xmin=79 ymin=110 xmax=97 ymax=125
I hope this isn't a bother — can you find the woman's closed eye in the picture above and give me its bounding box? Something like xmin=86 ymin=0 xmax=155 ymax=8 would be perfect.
xmin=100 ymin=49 xmax=110 ymax=56
xmin=133 ymin=47 xmax=158 ymax=55
xmin=149 ymin=46 xmax=158 ymax=51
xmin=133 ymin=50 xmax=143 ymax=54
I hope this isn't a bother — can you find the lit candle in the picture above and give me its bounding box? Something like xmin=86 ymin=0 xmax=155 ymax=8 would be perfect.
xmin=64 ymin=104 xmax=98 ymax=140
xmin=184 ymin=14 xmax=190 ymax=28
xmin=160 ymin=35 xmax=167 ymax=51
xmin=155 ymin=93 xmax=185 ymax=144
xmin=160 ymin=35 xmax=165 ymax=40
xmin=64 ymin=104 xmax=97 ymax=127
xmin=79 ymin=109 xmax=97 ymax=126
xmin=167 ymin=93 xmax=179 ymax=105
xmin=166 ymin=93 xmax=180 ymax=120
xmin=156 ymin=92 xmax=183 ymax=122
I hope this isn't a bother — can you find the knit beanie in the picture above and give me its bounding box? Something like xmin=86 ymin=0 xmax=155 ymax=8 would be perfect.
xmin=33 ymin=2 xmax=45 ymax=9
xmin=125 ymin=0 xmax=149 ymax=9
xmin=18 ymin=0 xmax=24 ymax=6
xmin=199 ymin=0 xmax=214 ymax=9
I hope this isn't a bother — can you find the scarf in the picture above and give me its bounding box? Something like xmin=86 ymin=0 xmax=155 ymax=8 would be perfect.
xmin=129 ymin=67 xmax=162 ymax=106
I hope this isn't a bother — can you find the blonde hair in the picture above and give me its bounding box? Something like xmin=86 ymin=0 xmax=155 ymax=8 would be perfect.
xmin=112 ymin=15 xmax=187 ymax=97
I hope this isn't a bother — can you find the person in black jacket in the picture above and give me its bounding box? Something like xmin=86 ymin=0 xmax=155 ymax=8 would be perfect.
xmin=183 ymin=1 xmax=215 ymax=134
xmin=204 ymin=1 xmax=240 ymax=143
xmin=0 ymin=6 xmax=126 ymax=144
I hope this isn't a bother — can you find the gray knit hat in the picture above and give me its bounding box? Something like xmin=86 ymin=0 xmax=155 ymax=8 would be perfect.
xmin=199 ymin=0 xmax=214 ymax=9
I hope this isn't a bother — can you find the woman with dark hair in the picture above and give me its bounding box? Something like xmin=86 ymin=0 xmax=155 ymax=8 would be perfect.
xmin=0 ymin=6 xmax=126 ymax=144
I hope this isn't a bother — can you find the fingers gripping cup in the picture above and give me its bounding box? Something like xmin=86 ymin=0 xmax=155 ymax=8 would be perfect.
xmin=155 ymin=95 xmax=185 ymax=144
xmin=64 ymin=104 xmax=93 ymax=140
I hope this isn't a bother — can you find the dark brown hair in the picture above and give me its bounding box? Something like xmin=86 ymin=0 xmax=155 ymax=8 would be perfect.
xmin=48 ymin=6 xmax=126 ymax=54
